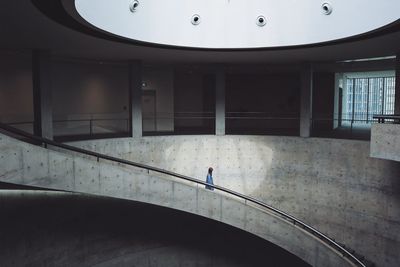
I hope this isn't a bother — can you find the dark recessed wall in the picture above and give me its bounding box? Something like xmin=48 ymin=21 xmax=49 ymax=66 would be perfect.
xmin=226 ymin=72 xmax=300 ymax=135
xmin=311 ymin=72 xmax=337 ymax=137
xmin=51 ymin=59 xmax=130 ymax=137
xmin=51 ymin=60 xmax=130 ymax=117
xmin=0 ymin=52 xmax=33 ymax=133
xmin=174 ymin=69 xmax=216 ymax=134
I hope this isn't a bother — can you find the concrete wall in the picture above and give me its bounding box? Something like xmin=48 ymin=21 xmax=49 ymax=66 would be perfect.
xmin=71 ymin=135 xmax=400 ymax=267
xmin=0 ymin=190 xmax=310 ymax=267
xmin=371 ymin=123 xmax=400 ymax=162
xmin=0 ymin=133 xmax=356 ymax=267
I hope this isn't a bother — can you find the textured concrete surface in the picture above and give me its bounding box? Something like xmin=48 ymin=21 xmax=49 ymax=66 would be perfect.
xmin=0 ymin=190 xmax=310 ymax=267
xmin=71 ymin=135 xmax=400 ymax=267
xmin=0 ymin=133 xmax=356 ymax=267
xmin=371 ymin=123 xmax=400 ymax=162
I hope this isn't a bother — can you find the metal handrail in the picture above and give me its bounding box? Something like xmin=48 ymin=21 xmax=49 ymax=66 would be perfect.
xmin=0 ymin=122 xmax=366 ymax=267
xmin=373 ymin=114 xmax=400 ymax=123
xmin=53 ymin=118 xmax=129 ymax=123
xmin=143 ymin=116 xmax=215 ymax=120
xmin=226 ymin=116 xmax=299 ymax=120
xmin=4 ymin=121 xmax=34 ymax=126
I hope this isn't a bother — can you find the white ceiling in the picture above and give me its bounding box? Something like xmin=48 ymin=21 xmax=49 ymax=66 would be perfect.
xmin=0 ymin=0 xmax=400 ymax=64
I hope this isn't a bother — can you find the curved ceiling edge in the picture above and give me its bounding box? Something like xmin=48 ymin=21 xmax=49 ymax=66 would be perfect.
xmin=32 ymin=0 xmax=400 ymax=52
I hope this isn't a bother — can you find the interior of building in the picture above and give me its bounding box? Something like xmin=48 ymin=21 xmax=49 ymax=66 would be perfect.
xmin=0 ymin=1 xmax=400 ymax=266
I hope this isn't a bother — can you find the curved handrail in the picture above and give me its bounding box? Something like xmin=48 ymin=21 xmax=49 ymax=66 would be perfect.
xmin=0 ymin=122 xmax=367 ymax=267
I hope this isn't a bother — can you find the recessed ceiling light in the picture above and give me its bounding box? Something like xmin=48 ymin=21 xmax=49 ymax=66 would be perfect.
xmin=322 ymin=3 xmax=333 ymax=15
xmin=256 ymin=16 xmax=267 ymax=27
xmin=191 ymin=14 xmax=201 ymax=25
xmin=130 ymin=0 xmax=139 ymax=13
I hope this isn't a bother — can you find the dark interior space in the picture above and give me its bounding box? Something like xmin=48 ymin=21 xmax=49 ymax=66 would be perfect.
xmin=311 ymin=72 xmax=371 ymax=140
xmin=226 ymin=72 xmax=300 ymax=135
xmin=311 ymin=72 xmax=335 ymax=136
xmin=174 ymin=69 xmax=216 ymax=135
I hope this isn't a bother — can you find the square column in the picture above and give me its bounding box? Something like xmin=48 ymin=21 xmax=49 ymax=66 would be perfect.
xmin=32 ymin=50 xmax=53 ymax=140
xmin=333 ymin=73 xmax=344 ymax=129
xmin=300 ymin=65 xmax=314 ymax=137
xmin=215 ymin=68 xmax=225 ymax=136
xmin=129 ymin=61 xmax=143 ymax=138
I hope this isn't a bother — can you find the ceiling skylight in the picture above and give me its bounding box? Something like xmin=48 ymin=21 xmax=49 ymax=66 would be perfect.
xmin=63 ymin=0 xmax=400 ymax=49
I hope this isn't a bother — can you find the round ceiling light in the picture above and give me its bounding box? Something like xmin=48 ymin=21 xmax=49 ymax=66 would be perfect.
xmin=191 ymin=14 xmax=201 ymax=25
xmin=129 ymin=0 xmax=139 ymax=13
xmin=322 ymin=3 xmax=333 ymax=15
xmin=256 ymin=16 xmax=267 ymax=27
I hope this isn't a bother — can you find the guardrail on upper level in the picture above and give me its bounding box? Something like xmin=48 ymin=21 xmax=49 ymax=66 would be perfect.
xmin=0 ymin=122 xmax=368 ymax=267
xmin=372 ymin=114 xmax=400 ymax=124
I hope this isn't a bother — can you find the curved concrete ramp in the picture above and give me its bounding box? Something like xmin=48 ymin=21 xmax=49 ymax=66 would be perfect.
xmin=0 ymin=190 xmax=310 ymax=267
xmin=0 ymin=133 xmax=356 ymax=267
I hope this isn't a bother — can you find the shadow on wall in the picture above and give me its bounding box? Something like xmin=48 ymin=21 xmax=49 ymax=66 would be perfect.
xmin=249 ymin=139 xmax=400 ymax=267
xmin=0 ymin=191 xmax=309 ymax=267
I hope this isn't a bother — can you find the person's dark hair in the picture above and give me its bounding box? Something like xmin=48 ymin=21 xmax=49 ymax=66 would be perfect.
xmin=208 ymin=167 xmax=213 ymax=174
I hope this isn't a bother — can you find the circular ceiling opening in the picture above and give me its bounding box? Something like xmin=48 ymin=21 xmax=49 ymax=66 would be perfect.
xmin=61 ymin=0 xmax=400 ymax=50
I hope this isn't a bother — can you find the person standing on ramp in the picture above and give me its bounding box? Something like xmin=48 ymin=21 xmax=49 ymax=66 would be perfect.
xmin=205 ymin=167 xmax=214 ymax=190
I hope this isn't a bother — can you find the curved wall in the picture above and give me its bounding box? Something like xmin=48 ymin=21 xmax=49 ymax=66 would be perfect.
xmin=71 ymin=135 xmax=400 ymax=267
xmin=68 ymin=0 xmax=400 ymax=49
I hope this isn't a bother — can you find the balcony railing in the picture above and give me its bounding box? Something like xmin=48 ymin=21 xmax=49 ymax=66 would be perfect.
xmin=372 ymin=114 xmax=400 ymax=124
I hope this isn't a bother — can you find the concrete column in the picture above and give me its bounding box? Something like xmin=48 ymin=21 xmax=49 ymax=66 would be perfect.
xmin=300 ymin=65 xmax=314 ymax=137
xmin=129 ymin=61 xmax=143 ymax=138
xmin=333 ymin=73 xmax=343 ymax=129
xmin=32 ymin=50 xmax=53 ymax=140
xmin=395 ymin=55 xmax=400 ymax=114
xmin=215 ymin=68 xmax=225 ymax=136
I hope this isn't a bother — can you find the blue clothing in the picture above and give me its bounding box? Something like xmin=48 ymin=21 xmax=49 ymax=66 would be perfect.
xmin=205 ymin=173 xmax=214 ymax=190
